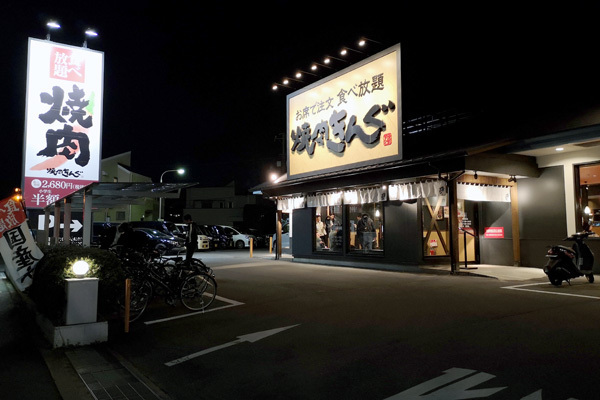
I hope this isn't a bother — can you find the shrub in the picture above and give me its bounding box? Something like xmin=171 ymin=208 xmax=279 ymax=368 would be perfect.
xmin=28 ymin=244 xmax=126 ymax=324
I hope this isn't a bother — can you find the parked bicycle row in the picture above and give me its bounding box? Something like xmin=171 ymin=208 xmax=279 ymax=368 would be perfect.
xmin=93 ymin=219 xmax=272 ymax=254
xmin=110 ymin=245 xmax=217 ymax=322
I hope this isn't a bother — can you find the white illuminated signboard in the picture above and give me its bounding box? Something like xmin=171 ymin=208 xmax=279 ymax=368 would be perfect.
xmin=287 ymin=44 xmax=401 ymax=179
xmin=23 ymin=38 xmax=104 ymax=209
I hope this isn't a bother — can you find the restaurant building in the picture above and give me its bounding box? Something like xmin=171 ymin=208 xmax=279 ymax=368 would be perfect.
xmin=260 ymin=44 xmax=600 ymax=274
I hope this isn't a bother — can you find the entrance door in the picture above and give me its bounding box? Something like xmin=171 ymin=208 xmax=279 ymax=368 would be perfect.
xmin=459 ymin=200 xmax=479 ymax=264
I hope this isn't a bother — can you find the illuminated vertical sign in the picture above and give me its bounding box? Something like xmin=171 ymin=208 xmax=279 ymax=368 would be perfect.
xmin=287 ymin=44 xmax=401 ymax=179
xmin=23 ymin=38 xmax=103 ymax=209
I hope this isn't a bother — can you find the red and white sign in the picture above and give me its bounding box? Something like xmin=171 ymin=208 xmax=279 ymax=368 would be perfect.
xmin=23 ymin=38 xmax=104 ymax=208
xmin=0 ymin=197 xmax=43 ymax=290
xmin=484 ymin=227 xmax=504 ymax=239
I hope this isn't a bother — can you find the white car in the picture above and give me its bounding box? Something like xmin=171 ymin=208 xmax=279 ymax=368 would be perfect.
xmin=219 ymin=225 xmax=255 ymax=249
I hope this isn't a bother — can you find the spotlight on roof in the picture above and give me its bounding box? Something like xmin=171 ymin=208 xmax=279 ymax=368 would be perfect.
xmin=83 ymin=28 xmax=98 ymax=48
xmin=46 ymin=20 xmax=60 ymax=40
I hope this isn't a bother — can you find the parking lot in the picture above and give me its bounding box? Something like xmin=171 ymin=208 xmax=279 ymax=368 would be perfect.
xmin=96 ymin=251 xmax=600 ymax=399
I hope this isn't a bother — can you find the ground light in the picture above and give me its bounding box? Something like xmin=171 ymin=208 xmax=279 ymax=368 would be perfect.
xmin=72 ymin=259 xmax=90 ymax=278
xmin=65 ymin=259 xmax=98 ymax=326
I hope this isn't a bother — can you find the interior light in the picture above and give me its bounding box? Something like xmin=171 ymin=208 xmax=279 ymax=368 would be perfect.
xmin=340 ymin=49 xmax=348 ymax=56
xmin=272 ymin=85 xmax=278 ymax=91
xmin=324 ymin=58 xmax=331 ymax=64
xmin=585 ymin=206 xmax=591 ymax=215
xmin=358 ymin=39 xmax=366 ymax=46
xmin=296 ymin=72 xmax=302 ymax=78
xmin=283 ymin=79 xmax=289 ymax=85
xmin=555 ymin=147 xmax=564 ymax=151
xmin=72 ymin=260 xmax=90 ymax=278
xmin=311 ymin=64 xmax=317 ymax=71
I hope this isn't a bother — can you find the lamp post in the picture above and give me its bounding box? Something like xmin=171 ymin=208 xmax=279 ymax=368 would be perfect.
xmin=159 ymin=168 xmax=184 ymax=221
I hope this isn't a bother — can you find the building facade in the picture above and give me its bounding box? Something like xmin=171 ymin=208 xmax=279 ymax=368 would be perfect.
xmin=260 ymin=44 xmax=600 ymax=274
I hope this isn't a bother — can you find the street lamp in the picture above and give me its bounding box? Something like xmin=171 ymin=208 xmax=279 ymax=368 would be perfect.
xmin=159 ymin=168 xmax=185 ymax=221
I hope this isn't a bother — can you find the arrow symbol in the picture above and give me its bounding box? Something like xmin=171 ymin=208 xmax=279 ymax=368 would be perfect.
xmin=385 ymin=368 xmax=506 ymax=399
xmin=165 ymin=324 xmax=300 ymax=367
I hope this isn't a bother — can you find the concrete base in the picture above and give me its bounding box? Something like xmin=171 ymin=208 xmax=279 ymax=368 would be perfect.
xmin=36 ymin=313 xmax=108 ymax=348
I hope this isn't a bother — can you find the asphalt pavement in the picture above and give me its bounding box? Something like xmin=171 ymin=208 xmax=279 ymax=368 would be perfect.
xmin=0 ymin=250 xmax=547 ymax=400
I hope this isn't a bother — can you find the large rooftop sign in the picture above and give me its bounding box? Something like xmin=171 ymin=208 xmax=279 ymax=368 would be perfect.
xmin=23 ymin=38 xmax=104 ymax=209
xmin=287 ymin=44 xmax=401 ymax=179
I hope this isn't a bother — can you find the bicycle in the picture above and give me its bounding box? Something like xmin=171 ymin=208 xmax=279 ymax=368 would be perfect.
xmin=114 ymin=246 xmax=217 ymax=322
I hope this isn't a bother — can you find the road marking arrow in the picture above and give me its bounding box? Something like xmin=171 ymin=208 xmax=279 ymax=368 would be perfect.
xmin=165 ymin=324 xmax=300 ymax=367
xmin=385 ymin=368 xmax=506 ymax=399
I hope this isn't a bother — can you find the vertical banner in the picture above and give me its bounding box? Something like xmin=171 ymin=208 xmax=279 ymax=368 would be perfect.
xmin=23 ymin=38 xmax=104 ymax=209
xmin=0 ymin=197 xmax=44 ymax=291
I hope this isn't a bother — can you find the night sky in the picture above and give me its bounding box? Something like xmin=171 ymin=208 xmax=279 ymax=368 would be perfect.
xmin=3 ymin=1 xmax=600 ymax=198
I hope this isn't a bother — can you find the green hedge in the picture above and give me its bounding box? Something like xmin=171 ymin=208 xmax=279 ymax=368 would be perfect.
xmin=28 ymin=245 xmax=127 ymax=324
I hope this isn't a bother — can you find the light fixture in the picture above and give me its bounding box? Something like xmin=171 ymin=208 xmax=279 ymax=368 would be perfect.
xmin=295 ymin=72 xmax=302 ymax=79
xmin=72 ymin=260 xmax=90 ymax=278
xmin=83 ymin=28 xmax=98 ymax=48
xmin=556 ymin=147 xmax=564 ymax=152
xmin=46 ymin=20 xmax=60 ymax=40
xmin=585 ymin=206 xmax=591 ymax=215
xmin=340 ymin=48 xmax=348 ymax=56
xmin=159 ymin=169 xmax=185 ymax=220
xmin=270 ymin=173 xmax=278 ymax=182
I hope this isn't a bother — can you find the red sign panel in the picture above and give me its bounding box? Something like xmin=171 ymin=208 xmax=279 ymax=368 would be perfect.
xmin=50 ymin=46 xmax=85 ymax=82
xmin=484 ymin=227 xmax=504 ymax=239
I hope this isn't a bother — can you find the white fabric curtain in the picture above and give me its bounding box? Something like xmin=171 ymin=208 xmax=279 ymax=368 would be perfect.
xmin=277 ymin=196 xmax=306 ymax=211
xmin=343 ymin=188 xmax=387 ymax=205
xmin=306 ymin=191 xmax=343 ymax=207
xmin=388 ymin=180 xmax=447 ymax=201
xmin=457 ymin=183 xmax=511 ymax=202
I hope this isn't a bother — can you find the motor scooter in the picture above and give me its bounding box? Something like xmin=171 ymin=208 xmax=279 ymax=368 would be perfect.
xmin=544 ymin=231 xmax=595 ymax=286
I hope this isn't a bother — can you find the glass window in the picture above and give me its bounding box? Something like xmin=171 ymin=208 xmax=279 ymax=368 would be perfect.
xmin=576 ymin=162 xmax=600 ymax=235
xmin=314 ymin=205 xmax=343 ymax=252
xmin=348 ymin=203 xmax=384 ymax=254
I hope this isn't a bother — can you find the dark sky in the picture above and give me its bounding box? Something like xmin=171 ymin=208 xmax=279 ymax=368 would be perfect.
xmin=3 ymin=1 xmax=600 ymax=197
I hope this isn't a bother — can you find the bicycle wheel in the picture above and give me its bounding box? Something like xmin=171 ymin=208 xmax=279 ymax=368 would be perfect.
xmin=180 ymin=273 xmax=217 ymax=311
xmin=120 ymin=278 xmax=152 ymax=322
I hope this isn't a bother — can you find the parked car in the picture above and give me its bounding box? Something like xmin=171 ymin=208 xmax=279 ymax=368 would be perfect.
xmin=92 ymin=222 xmax=117 ymax=248
xmin=130 ymin=227 xmax=185 ymax=255
xmin=217 ymin=225 xmax=256 ymax=249
xmin=174 ymin=223 xmax=211 ymax=251
xmin=128 ymin=221 xmax=180 ymax=238
xmin=206 ymin=225 xmax=233 ymax=249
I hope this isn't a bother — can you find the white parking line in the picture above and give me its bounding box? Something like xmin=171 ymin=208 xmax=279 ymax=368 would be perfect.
xmin=144 ymin=295 xmax=244 ymax=325
xmin=502 ymin=282 xmax=600 ymax=299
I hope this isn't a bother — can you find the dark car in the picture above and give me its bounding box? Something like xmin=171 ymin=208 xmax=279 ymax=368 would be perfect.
xmin=204 ymin=225 xmax=233 ymax=249
xmin=130 ymin=228 xmax=185 ymax=255
xmin=128 ymin=221 xmax=182 ymax=239
xmin=92 ymin=222 xmax=117 ymax=249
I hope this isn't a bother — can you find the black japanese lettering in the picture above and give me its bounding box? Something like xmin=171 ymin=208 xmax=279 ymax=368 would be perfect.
xmin=37 ymin=124 xmax=91 ymax=167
